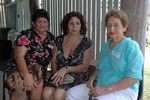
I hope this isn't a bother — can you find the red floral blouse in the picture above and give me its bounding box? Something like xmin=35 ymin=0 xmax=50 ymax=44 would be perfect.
xmin=6 ymin=28 xmax=55 ymax=75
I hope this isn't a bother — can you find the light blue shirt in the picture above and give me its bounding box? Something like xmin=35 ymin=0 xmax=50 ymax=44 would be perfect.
xmin=96 ymin=38 xmax=144 ymax=91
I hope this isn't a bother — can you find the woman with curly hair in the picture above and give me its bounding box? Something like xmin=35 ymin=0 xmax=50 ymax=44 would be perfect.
xmin=43 ymin=11 xmax=93 ymax=100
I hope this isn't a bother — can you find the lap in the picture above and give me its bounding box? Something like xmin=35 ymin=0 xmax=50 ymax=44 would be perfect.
xmin=66 ymin=84 xmax=89 ymax=100
xmin=95 ymin=88 xmax=138 ymax=100
xmin=66 ymin=84 xmax=138 ymax=100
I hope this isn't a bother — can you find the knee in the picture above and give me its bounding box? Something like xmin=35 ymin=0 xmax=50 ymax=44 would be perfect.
xmin=10 ymin=91 xmax=27 ymax=100
xmin=30 ymin=82 xmax=43 ymax=100
xmin=53 ymin=93 xmax=64 ymax=100
xmin=33 ymin=81 xmax=43 ymax=93
xmin=53 ymin=89 xmax=66 ymax=100
xmin=43 ymin=87 xmax=54 ymax=100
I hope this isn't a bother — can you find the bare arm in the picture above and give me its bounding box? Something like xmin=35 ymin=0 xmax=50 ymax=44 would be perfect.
xmin=51 ymin=44 xmax=57 ymax=74
xmin=90 ymin=77 xmax=138 ymax=96
xmin=14 ymin=46 xmax=37 ymax=91
xmin=69 ymin=45 xmax=93 ymax=73
xmin=14 ymin=46 xmax=29 ymax=77
xmin=52 ymin=45 xmax=93 ymax=86
xmin=106 ymin=77 xmax=137 ymax=92
xmin=87 ymin=69 xmax=98 ymax=89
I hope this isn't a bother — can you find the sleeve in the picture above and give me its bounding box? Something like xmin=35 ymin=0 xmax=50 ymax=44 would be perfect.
xmin=125 ymin=42 xmax=144 ymax=81
xmin=14 ymin=30 xmax=31 ymax=48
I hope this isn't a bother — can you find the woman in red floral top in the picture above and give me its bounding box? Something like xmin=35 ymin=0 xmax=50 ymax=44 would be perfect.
xmin=6 ymin=9 xmax=55 ymax=100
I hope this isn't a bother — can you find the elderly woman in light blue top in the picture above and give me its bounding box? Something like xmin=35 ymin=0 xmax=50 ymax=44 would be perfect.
xmin=66 ymin=9 xmax=144 ymax=100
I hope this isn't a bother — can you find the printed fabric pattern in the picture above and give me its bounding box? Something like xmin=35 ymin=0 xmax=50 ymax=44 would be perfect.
xmin=6 ymin=28 xmax=55 ymax=76
xmin=47 ymin=35 xmax=92 ymax=90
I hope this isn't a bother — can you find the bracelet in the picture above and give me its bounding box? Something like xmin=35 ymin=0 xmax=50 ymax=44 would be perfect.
xmin=109 ymin=87 xmax=112 ymax=91
xmin=65 ymin=66 xmax=71 ymax=73
xmin=107 ymin=85 xmax=112 ymax=92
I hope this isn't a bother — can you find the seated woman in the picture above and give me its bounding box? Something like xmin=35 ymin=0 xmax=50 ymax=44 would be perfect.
xmin=43 ymin=11 xmax=93 ymax=100
xmin=6 ymin=9 xmax=55 ymax=100
xmin=66 ymin=9 xmax=144 ymax=100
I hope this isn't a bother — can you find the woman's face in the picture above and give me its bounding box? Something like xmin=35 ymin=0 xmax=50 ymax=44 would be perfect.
xmin=68 ymin=17 xmax=81 ymax=35
xmin=106 ymin=16 xmax=127 ymax=39
xmin=32 ymin=17 xmax=48 ymax=34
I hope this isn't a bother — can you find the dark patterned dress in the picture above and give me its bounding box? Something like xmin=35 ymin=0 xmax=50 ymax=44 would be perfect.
xmin=47 ymin=35 xmax=92 ymax=90
xmin=6 ymin=28 xmax=55 ymax=79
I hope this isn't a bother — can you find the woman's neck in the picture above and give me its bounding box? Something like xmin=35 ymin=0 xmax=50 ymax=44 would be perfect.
xmin=35 ymin=30 xmax=47 ymax=40
xmin=63 ymin=34 xmax=83 ymax=58
xmin=109 ymin=36 xmax=126 ymax=52
xmin=111 ymin=36 xmax=126 ymax=45
xmin=66 ymin=34 xmax=83 ymax=41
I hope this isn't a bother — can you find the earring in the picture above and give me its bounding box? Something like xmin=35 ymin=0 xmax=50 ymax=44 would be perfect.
xmin=66 ymin=30 xmax=68 ymax=33
xmin=80 ymin=29 xmax=83 ymax=33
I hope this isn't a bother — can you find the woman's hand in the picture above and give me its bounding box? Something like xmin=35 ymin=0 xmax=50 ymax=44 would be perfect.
xmin=89 ymin=86 xmax=107 ymax=97
xmin=86 ymin=76 xmax=95 ymax=89
xmin=51 ymin=67 xmax=67 ymax=86
xmin=23 ymin=74 xmax=38 ymax=91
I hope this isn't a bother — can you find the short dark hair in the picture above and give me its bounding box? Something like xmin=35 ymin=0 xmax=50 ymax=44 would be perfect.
xmin=60 ymin=11 xmax=87 ymax=36
xmin=105 ymin=9 xmax=128 ymax=28
xmin=32 ymin=9 xmax=49 ymax=23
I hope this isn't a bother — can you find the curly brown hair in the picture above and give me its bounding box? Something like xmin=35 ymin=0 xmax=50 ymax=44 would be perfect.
xmin=32 ymin=9 xmax=49 ymax=23
xmin=105 ymin=9 xmax=128 ymax=28
xmin=60 ymin=11 xmax=87 ymax=36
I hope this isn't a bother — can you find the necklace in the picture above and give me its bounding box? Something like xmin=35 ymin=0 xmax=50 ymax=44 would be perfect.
xmin=69 ymin=35 xmax=83 ymax=54
xmin=69 ymin=39 xmax=78 ymax=54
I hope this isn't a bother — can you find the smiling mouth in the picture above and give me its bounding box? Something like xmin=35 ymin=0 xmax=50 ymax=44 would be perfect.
xmin=40 ymin=27 xmax=45 ymax=28
xmin=110 ymin=32 xmax=115 ymax=34
xmin=72 ymin=30 xmax=77 ymax=32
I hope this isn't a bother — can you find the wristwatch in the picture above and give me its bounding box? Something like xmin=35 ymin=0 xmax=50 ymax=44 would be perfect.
xmin=65 ymin=66 xmax=71 ymax=73
xmin=109 ymin=87 xmax=112 ymax=91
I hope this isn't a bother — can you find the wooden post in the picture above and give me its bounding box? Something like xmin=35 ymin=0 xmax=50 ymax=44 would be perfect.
xmin=120 ymin=0 xmax=149 ymax=100
xmin=120 ymin=0 xmax=149 ymax=56
xmin=29 ymin=0 xmax=39 ymax=16
xmin=29 ymin=0 xmax=39 ymax=27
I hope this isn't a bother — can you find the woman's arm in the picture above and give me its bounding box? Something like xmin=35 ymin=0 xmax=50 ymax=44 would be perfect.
xmin=107 ymin=77 xmax=138 ymax=92
xmin=14 ymin=46 xmax=29 ymax=77
xmin=90 ymin=77 xmax=138 ymax=96
xmin=51 ymin=44 xmax=57 ymax=74
xmin=69 ymin=45 xmax=93 ymax=72
xmin=87 ymin=69 xmax=98 ymax=89
xmin=52 ymin=45 xmax=93 ymax=86
xmin=14 ymin=46 xmax=37 ymax=91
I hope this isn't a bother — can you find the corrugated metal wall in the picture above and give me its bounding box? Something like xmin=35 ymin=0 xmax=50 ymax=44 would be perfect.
xmin=0 ymin=0 xmax=5 ymax=27
xmin=0 ymin=0 xmax=121 ymax=59
xmin=41 ymin=0 xmax=120 ymax=59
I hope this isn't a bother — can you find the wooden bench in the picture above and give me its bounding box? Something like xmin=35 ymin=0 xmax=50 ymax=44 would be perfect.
xmin=88 ymin=59 xmax=98 ymax=76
